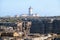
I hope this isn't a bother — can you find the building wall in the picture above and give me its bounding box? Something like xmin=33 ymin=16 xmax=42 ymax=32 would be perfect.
xmin=30 ymin=19 xmax=60 ymax=34
xmin=30 ymin=20 xmax=44 ymax=34
xmin=52 ymin=20 xmax=60 ymax=34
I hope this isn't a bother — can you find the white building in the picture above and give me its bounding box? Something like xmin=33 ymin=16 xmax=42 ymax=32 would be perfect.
xmin=21 ymin=7 xmax=40 ymax=17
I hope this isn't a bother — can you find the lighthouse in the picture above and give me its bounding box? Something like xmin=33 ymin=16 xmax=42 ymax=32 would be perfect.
xmin=29 ymin=6 xmax=33 ymax=16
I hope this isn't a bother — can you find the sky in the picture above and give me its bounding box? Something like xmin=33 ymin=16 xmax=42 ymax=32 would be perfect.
xmin=0 ymin=0 xmax=60 ymax=17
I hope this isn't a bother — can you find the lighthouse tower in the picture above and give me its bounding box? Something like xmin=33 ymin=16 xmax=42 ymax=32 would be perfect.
xmin=29 ymin=6 xmax=33 ymax=16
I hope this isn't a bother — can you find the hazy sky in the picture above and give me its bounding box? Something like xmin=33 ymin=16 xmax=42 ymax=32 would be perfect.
xmin=0 ymin=0 xmax=60 ymax=16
